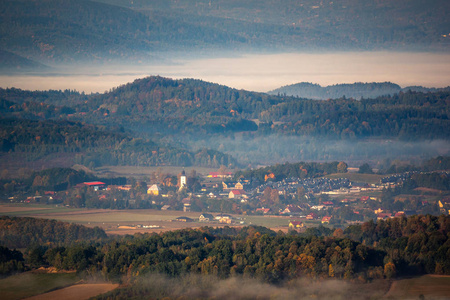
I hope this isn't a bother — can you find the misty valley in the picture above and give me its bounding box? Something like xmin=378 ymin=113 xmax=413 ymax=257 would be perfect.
xmin=1 ymin=75 xmax=449 ymax=299
xmin=1 ymin=0 xmax=450 ymax=299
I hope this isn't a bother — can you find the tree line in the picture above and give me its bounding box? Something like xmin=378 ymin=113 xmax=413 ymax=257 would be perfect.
xmin=6 ymin=78 xmax=449 ymax=142
xmin=0 ymin=117 xmax=238 ymax=168
xmin=1 ymin=215 xmax=448 ymax=283
xmin=234 ymin=161 xmax=348 ymax=182
xmin=263 ymin=91 xmax=450 ymax=140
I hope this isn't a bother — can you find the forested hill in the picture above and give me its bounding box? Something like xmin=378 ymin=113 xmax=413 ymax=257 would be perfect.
xmin=0 ymin=50 xmax=51 ymax=73
xmin=0 ymin=118 xmax=238 ymax=168
xmin=262 ymin=90 xmax=450 ymax=140
xmin=0 ymin=216 xmax=107 ymax=248
xmin=1 ymin=0 xmax=448 ymax=68
xmin=1 ymin=215 xmax=449 ymax=287
xmin=269 ymin=82 xmax=450 ymax=100
xmin=269 ymin=82 xmax=402 ymax=100
xmin=76 ymin=77 xmax=450 ymax=140
xmin=0 ymin=0 xmax=246 ymax=65
xmin=1 ymin=76 xmax=449 ymax=141
xmin=88 ymin=76 xmax=279 ymax=117
xmin=60 ymin=76 xmax=276 ymax=135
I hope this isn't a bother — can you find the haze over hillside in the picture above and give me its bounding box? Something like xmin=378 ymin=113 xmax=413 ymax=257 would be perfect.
xmin=1 ymin=0 xmax=449 ymax=69
xmin=0 ymin=1 xmax=449 ymax=167
xmin=269 ymin=82 xmax=450 ymax=100
xmin=1 ymin=76 xmax=449 ymax=168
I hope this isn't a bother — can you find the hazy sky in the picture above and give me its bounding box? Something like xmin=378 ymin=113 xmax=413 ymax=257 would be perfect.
xmin=1 ymin=51 xmax=449 ymax=93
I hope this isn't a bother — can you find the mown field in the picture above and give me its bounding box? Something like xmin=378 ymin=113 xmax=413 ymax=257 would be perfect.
xmin=95 ymin=165 xmax=219 ymax=180
xmin=0 ymin=204 xmax=293 ymax=234
xmin=0 ymin=272 xmax=79 ymax=300
xmin=324 ymin=173 xmax=385 ymax=185
xmin=384 ymin=275 xmax=450 ymax=299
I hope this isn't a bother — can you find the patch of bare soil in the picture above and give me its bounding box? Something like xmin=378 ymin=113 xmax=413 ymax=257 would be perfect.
xmin=414 ymin=187 xmax=443 ymax=194
xmin=383 ymin=275 xmax=450 ymax=299
xmin=23 ymin=283 xmax=119 ymax=300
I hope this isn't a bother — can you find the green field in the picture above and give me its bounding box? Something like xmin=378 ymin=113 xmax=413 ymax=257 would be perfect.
xmin=324 ymin=173 xmax=385 ymax=185
xmin=0 ymin=272 xmax=79 ymax=300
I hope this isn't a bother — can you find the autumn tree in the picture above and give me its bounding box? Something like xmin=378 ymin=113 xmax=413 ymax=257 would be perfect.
xmin=337 ymin=162 xmax=348 ymax=173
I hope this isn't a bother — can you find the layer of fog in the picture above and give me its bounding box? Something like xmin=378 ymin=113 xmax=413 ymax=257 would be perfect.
xmin=121 ymin=273 xmax=390 ymax=300
xmin=178 ymin=135 xmax=450 ymax=167
xmin=1 ymin=51 xmax=449 ymax=93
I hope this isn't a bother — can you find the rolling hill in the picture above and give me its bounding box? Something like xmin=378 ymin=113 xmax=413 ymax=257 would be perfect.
xmin=1 ymin=76 xmax=449 ymax=166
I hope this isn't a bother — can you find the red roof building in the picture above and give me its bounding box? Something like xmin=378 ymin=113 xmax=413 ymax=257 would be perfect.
xmin=229 ymin=189 xmax=246 ymax=199
xmin=289 ymin=221 xmax=304 ymax=229
xmin=208 ymin=172 xmax=232 ymax=178
xmin=80 ymin=182 xmax=106 ymax=191
xmin=321 ymin=216 xmax=332 ymax=224
xmin=256 ymin=207 xmax=271 ymax=214
xmin=360 ymin=196 xmax=370 ymax=202
xmin=83 ymin=181 xmax=106 ymax=186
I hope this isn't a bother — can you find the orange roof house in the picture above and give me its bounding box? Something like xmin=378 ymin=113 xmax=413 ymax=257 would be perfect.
xmin=289 ymin=221 xmax=304 ymax=229
xmin=321 ymin=216 xmax=332 ymax=224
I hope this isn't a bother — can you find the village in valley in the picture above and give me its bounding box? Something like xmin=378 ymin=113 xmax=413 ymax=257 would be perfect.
xmin=12 ymin=165 xmax=448 ymax=233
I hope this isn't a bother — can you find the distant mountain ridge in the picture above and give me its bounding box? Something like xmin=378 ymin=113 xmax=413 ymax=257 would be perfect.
xmin=268 ymin=82 xmax=450 ymax=100
xmin=1 ymin=0 xmax=448 ymax=69
xmin=0 ymin=50 xmax=51 ymax=73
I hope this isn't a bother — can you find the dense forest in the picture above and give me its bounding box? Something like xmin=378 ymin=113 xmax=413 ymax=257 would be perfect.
xmin=2 ymin=77 xmax=448 ymax=140
xmin=1 ymin=77 xmax=449 ymax=167
xmin=234 ymin=161 xmax=348 ymax=182
xmin=269 ymin=82 xmax=450 ymax=100
xmin=269 ymin=82 xmax=403 ymax=100
xmin=0 ymin=117 xmax=238 ymax=168
xmin=263 ymin=91 xmax=450 ymax=140
xmin=0 ymin=216 xmax=107 ymax=249
xmin=0 ymin=216 xmax=107 ymax=275
xmin=0 ymin=215 xmax=449 ymax=290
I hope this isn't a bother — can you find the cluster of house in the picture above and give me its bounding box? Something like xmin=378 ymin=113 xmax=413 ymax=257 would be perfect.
xmin=253 ymin=177 xmax=352 ymax=196
xmin=175 ymin=213 xmax=237 ymax=224
xmin=288 ymin=215 xmax=332 ymax=231
xmin=23 ymin=169 xmax=442 ymax=227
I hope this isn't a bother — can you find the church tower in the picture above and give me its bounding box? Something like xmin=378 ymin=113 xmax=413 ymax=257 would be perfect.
xmin=178 ymin=169 xmax=187 ymax=190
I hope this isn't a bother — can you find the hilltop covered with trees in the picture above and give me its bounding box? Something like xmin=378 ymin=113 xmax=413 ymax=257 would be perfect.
xmin=269 ymin=81 xmax=450 ymax=100
xmin=0 ymin=117 xmax=238 ymax=168
xmin=0 ymin=215 xmax=449 ymax=292
xmin=1 ymin=76 xmax=449 ymax=168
